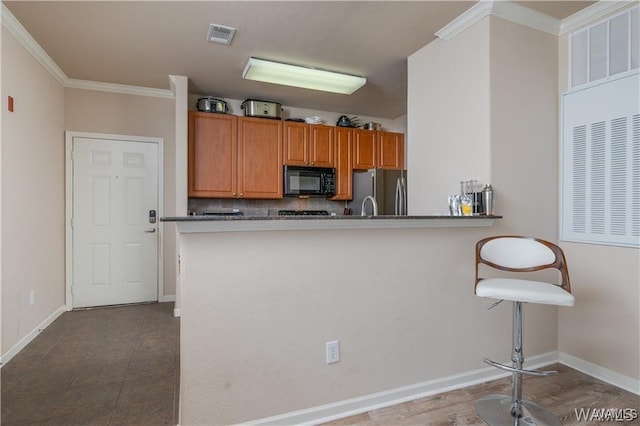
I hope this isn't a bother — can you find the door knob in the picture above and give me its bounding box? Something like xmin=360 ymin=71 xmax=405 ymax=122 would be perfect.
xmin=144 ymin=228 xmax=156 ymax=233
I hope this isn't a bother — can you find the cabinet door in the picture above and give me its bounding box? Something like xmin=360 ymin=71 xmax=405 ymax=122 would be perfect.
xmin=330 ymin=127 xmax=353 ymax=200
xmin=378 ymin=131 xmax=405 ymax=170
xmin=283 ymin=121 xmax=308 ymax=166
xmin=308 ymin=124 xmax=334 ymax=167
xmin=188 ymin=111 xmax=237 ymax=198
xmin=238 ymin=117 xmax=283 ymax=199
xmin=353 ymin=129 xmax=377 ymax=170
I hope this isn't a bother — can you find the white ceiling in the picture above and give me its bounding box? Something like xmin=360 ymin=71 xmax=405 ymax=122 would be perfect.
xmin=4 ymin=1 xmax=594 ymax=119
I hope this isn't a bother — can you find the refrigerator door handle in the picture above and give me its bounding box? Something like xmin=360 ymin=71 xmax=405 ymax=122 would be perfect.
xmin=395 ymin=178 xmax=402 ymax=215
xmin=399 ymin=177 xmax=406 ymax=215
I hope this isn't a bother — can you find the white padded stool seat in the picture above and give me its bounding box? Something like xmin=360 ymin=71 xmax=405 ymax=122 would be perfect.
xmin=476 ymin=278 xmax=575 ymax=306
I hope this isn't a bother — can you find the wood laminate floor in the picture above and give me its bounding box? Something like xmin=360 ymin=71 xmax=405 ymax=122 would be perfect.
xmin=0 ymin=302 xmax=179 ymax=426
xmin=322 ymin=364 xmax=639 ymax=426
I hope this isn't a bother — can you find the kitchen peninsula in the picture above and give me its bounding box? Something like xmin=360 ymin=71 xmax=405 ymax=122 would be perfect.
xmin=165 ymin=214 xmax=517 ymax=426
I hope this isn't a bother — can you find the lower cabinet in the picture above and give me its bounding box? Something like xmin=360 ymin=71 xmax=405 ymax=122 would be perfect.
xmin=188 ymin=112 xmax=283 ymax=199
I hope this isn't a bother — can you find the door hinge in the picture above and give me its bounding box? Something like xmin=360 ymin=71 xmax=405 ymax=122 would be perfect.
xmin=70 ymin=150 xmax=74 ymax=160
xmin=71 ymin=218 xmax=74 ymax=228
xmin=70 ymin=286 xmax=74 ymax=295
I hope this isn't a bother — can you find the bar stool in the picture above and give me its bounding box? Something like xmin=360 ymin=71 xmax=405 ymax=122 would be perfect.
xmin=474 ymin=236 xmax=574 ymax=426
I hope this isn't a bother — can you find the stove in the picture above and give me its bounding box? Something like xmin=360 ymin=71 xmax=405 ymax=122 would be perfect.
xmin=277 ymin=210 xmax=329 ymax=216
xmin=203 ymin=211 xmax=244 ymax=216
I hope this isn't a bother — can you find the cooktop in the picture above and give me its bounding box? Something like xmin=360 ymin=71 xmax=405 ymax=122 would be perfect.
xmin=277 ymin=210 xmax=329 ymax=216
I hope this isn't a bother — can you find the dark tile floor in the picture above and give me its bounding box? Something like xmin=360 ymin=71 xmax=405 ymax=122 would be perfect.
xmin=1 ymin=302 xmax=179 ymax=426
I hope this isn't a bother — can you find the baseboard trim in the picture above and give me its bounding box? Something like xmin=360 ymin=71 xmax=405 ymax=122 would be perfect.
xmin=160 ymin=294 xmax=176 ymax=303
xmin=558 ymin=352 xmax=640 ymax=395
xmin=245 ymin=352 xmax=559 ymax=425
xmin=0 ymin=305 xmax=67 ymax=367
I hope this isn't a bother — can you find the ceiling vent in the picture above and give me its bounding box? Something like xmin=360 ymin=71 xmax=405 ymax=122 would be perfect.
xmin=207 ymin=24 xmax=236 ymax=45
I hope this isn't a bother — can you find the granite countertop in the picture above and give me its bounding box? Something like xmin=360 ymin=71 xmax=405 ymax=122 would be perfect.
xmin=161 ymin=214 xmax=502 ymax=222
xmin=162 ymin=214 xmax=502 ymax=233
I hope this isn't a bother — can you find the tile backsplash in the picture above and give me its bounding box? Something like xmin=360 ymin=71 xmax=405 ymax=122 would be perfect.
xmin=188 ymin=198 xmax=346 ymax=216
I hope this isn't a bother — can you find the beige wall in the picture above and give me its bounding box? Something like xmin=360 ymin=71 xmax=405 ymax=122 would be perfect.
xmin=1 ymin=28 xmax=65 ymax=353
xmin=489 ymin=17 xmax=559 ymax=239
xmin=407 ymin=17 xmax=491 ymax=214
xmin=557 ymin=6 xmax=640 ymax=380
xmin=64 ymin=89 xmax=177 ymax=297
xmin=179 ymin=227 xmax=557 ymax=424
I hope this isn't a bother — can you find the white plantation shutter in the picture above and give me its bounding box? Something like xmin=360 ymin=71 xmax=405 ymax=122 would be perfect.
xmin=561 ymin=73 xmax=640 ymax=247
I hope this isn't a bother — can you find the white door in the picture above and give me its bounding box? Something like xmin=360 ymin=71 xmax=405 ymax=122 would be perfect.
xmin=72 ymin=137 xmax=159 ymax=308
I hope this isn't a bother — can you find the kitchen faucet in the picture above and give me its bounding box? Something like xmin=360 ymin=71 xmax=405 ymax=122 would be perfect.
xmin=361 ymin=195 xmax=378 ymax=216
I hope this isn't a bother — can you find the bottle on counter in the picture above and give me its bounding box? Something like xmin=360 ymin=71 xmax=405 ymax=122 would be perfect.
xmin=482 ymin=184 xmax=495 ymax=216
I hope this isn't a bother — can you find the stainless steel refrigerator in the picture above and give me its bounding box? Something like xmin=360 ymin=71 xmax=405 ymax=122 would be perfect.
xmin=348 ymin=169 xmax=408 ymax=215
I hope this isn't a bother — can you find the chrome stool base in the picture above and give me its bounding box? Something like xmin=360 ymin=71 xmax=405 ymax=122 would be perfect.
xmin=476 ymin=394 xmax=561 ymax=426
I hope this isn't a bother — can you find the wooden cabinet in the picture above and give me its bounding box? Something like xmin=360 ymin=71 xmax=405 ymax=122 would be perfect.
xmin=189 ymin=111 xmax=404 ymax=201
xmin=237 ymin=117 xmax=283 ymax=199
xmin=283 ymin=122 xmax=334 ymax=167
xmin=188 ymin=112 xmax=283 ymax=199
xmin=378 ymin=131 xmax=405 ymax=170
xmin=353 ymin=129 xmax=377 ymax=170
xmin=330 ymin=127 xmax=353 ymax=200
xmin=188 ymin=111 xmax=237 ymax=198
xmin=353 ymin=129 xmax=405 ymax=170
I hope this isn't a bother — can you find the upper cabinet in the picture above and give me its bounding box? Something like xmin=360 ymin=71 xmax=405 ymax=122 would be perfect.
xmin=353 ymin=129 xmax=377 ymax=170
xmin=353 ymin=129 xmax=404 ymax=170
xmin=331 ymin=127 xmax=353 ymax=200
xmin=237 ymin=117 xmax=283 ymax=199
xmin=188 ymin=111 xmax=238 ymax=198
xmin=283 ymin=122 xmax=334 ymax=167
xmin=378 ymin=131 xmax=405 ymax=170
xmin=188 ymin=112 xmax=282 ymax=199
xmin=189 ymin=110 xmax=404 ymax=201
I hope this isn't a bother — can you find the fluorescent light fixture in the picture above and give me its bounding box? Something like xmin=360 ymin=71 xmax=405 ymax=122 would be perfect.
xmin=242 ymin=57 xmax=366 ymax=95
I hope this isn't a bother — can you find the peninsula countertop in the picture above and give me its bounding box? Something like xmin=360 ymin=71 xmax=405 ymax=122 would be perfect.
xmin=161 ymin=214 xmax=502 ymax=233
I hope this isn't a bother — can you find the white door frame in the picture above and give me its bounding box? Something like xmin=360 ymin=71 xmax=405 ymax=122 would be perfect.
xmin=65 ymin=131 xmax=164 ymax=310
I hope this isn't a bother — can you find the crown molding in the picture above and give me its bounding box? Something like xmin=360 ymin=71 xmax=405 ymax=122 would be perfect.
xmin=1 ymin=3 xmax=174 ymax=99
xmin=435 ymin=0 xmax=561 ymax=41
xmin=559 ymin=1 xmax=636 ymax=35
xmin=65 ymin=79 xmax=173 ymax=99
xmin=435 ymin=1 xmax=494 ymax=41
xmin=435 ymin=0 xmax=633 ymax=41
xmin=1 ymin=2 xmax=67 ymax=86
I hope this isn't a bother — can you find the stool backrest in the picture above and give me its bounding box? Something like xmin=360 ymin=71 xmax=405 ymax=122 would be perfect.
xmin=475 ymin=236 xmax=571 ymax=292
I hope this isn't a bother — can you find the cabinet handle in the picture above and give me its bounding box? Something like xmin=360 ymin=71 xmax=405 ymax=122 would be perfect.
xmin=232 ymin=192 xmax=237 ymax=196
xmin=240 ymin=193 xmax=244 ymax=197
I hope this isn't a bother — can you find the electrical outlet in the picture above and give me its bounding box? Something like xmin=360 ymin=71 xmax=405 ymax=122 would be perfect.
xmin=29 ymin=291 xmax=35 ymax=306
xmin=326 ymin=340 xmax=340 ymax=364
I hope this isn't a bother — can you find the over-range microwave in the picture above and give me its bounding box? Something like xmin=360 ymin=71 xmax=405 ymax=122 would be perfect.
xmin=284 ymin=165 xmax=336 ymax=197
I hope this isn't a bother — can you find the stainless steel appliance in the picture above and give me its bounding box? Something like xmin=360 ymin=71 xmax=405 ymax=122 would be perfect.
xmin=241 ymin=99 xmax=282 ymax=119
xmin=349 ymin=169 xmax=408 ymax=215
xmin=196 ymin=97 xmax=229 ymax=113
xmin=283 ymin=165 xmax=335 ymax=197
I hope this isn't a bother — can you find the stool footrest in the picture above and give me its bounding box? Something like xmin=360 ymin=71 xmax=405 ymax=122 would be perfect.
xmin=483 ymin=358 xmax=558 ymax=377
